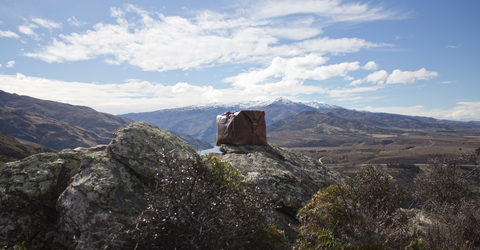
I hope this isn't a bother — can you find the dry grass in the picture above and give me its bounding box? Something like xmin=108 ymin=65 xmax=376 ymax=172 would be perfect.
xmin=293 ymin=134 xmax=480 ymax=166
xmin=286 ymin=134 xmax=480 ymax=197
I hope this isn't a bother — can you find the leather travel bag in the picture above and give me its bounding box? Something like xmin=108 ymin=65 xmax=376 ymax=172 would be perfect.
xmin=216 ymin=110 xmax=267 ymax=146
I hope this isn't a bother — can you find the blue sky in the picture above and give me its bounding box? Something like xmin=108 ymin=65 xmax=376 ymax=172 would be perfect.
xmin=0 ymin=0 xmax=479 ymax=121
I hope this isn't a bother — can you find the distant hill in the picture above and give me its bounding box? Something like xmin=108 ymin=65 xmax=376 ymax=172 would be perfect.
xmin=320 ymin=108 xmax=474 ymax=132
xmin=0 ymin=129 xmax=54 ymax=166
xmin=171 ymin=131 xmax=214 ymax=151
xmin=0 ymin=90 xmax=213 ymax=151
xmin=120 ymin=97 xmax=340 ymax=145
xmin=268 ymin=109 xmax=480 ymax=148
xmin=0 ymin=90 xmax=133 ymax=138
xmin=268 ymin=110 xmax=396 ymax=147
xmin=0 ymin=105 xmax=111 ymax=151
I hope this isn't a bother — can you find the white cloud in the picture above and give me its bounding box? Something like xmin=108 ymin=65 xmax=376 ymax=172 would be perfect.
xmin=386 ymin=68 xmax=438 ymax=84
xmin=24 ymin=4 xmax=393 ymax=71
xmin=350 ymin=79 xmax=363 ymax=86
xmin=363 ymin=61 xmax=378 ymax=70
xmin=6 ymin=61 xmax=15 ymax=68
xmin=18 ymin=23 xmax=38 ymax=36
xmin=249 ymin=0 xmax=403 ymax=22
xmin=68 ymin=16 xmax=88 ymax=26
xmin=0 ymin=73 xmax=233 ymax=114
xmin=446 ymin=45 xmax=460 ymax=49
xmin=18 ymin=17 xmax=62 ymax=39
xmin=362 ymin=102 xmax=480 ymax=121
xmin=328 ymin=84 xmax=384 ymax=99
xmin=225 ymin=54 xmax=328 ymax=86
xmin=171 ymin=82 xmax=191 ymax=93
xmin=365 ymin=70 xmax=388 ymax=83
xmin=224 ymin=54 xmax=440 ymax=101
xmin=223 ymin=54 xmax=366 ymax=97
xmin=349 ymin=68 xmax=436 ymax=88
xmin=0 ymin=30 xmax=20 ymax=38
xmin=31 ymin=18 xmax=62 ymax=30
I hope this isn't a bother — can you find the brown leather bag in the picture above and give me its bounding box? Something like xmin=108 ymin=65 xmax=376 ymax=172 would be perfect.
xmin=216 ymin=110 xmax=267 ymax=146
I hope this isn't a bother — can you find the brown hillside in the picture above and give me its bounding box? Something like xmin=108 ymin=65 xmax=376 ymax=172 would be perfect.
xmin=0 ymin=90 xmax=133 ymax=138
xmin=0 ymin=106 xmax=110 ymax=151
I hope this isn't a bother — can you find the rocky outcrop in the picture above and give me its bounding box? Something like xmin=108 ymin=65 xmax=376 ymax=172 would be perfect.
xmin=215 ymin=144 xmax=344 ymax=238
xmin=0 ymin=122 xmax=343 ymax=249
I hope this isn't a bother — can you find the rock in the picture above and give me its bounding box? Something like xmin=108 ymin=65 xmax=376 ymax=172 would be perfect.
xmin=0 ymin=122 xmax=199 ymax=249
xmin=0 ymin=194 xmax=56 ymax=250
xmin=106 ymin=122 xmax=198 ymax=187
xmin=0 ymin=122 xmax=344 ymax=249
xmin=216 ymin=143 xmax=344 ymax=239
xmin=0 ymin=146 xmax=105 ymax=208
xmin=0 ymin=146 xmax=104 ymax=249
xmin=54 ymin=151 xmax=150 ymax=249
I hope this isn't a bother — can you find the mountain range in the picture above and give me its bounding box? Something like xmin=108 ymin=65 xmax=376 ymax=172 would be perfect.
xmin=1 ymin=89 xmax=480 ymax=160
xmin=120 ymin=97 xmax=340 ymax=146
xmin=121 ymin=98 xmax=480 ymax=148
xmin=268 ymin=109 xmax=480 ymax=148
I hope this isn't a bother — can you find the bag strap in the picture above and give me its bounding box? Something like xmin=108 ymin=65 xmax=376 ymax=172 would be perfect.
xmin=243 ymin=111 xmax=262 ymax=134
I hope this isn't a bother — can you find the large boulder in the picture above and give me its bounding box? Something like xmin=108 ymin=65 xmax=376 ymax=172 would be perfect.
xmin=0 ymin=122 xmax=197 ymax=249
xmin=0 ymin=121 xmax=344 ymax=249
xmin=106 ymin=122 xmax=198 ymax=187
xmin=215 ymin=144 xmax=344 ymax=238
xmin=0 ymin=146 xmax=104 ymax=249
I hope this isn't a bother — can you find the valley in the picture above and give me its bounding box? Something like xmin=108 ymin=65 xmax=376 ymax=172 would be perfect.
xmin=292 ymin=133 xmax=480 ymax=165
xmin=1 ymin=90 xmax=479 ymax=178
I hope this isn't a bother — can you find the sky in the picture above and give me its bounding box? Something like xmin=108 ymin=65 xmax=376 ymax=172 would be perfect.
xmin=0 ymin=0 xmax=479 ymax=121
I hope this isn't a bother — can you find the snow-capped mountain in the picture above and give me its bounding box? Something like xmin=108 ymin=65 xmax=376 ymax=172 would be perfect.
xmin=166 ymin=97 xmax=340 ymax=112
xmin=120 ymin=97 xmax=341 ymax=147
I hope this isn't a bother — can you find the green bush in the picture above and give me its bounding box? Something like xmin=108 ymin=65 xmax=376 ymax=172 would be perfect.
xmin=296 ymin=184 xmax=357 ymax=250
xmin=349 ymin=165 xmax=406 ymax=218
xmin=296 ymin=165 xmax=407 ymax=249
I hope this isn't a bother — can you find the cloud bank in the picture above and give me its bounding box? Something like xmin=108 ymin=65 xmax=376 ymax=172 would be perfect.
xmin=24 ymin=2 xmax=394 ymax=71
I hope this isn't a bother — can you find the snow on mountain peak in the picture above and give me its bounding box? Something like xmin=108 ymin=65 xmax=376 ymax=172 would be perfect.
xmin=170 ymin=97 xmax=340 ymax=112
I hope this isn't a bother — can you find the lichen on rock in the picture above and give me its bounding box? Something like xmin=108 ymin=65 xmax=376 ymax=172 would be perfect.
xmin=0 ymin=122 xmax=198 ymax=249
xmin=0 ymin=121 xmax=346 ymax=249
xmin=106 ymin=121 xmax=198 ymax=187
xmin=216 ymin=143 xmax=344 ymax=239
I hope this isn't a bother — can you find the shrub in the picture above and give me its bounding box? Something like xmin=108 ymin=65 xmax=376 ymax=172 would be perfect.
xmin=297 ymin=165 xmax=407 ymax=249
xmin=349 ymin=165 xmax=406 ymax=218
xmin=421 ymin=200 xmax=480 ymax=250
xmin=296 ymin=184 xmax=357 ymax=250
xmin=82 ymin=153 xmax=283 ymax=250
xmin=414 ymin=154 xmax=475 ymax=210
xmin=128 ymin=154 xmax=277 ymax=249
xmin=387 ymin=163 xmax=420 ymax=173
xmin=414 ymin=153 xmax=480 ymax=250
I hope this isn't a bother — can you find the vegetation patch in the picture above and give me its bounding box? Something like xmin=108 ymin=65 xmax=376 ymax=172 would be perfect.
xmin=78 ymin=153 xmax=285 ymax=250
xmin=296 ymin=153 xmax=480 ymax=249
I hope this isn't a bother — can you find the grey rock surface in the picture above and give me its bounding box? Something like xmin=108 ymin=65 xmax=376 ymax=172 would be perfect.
xmin=218 ymin=144 xmax=343 ymax=209
xmin=0 ymin=121 xmax=344 ymax=249
xmin=216 ymin=143 xmax=344 ymax=238
xmin=107 ymin=122 xmax=198 ymax=187
xmin=0 ymin=122 xmax=197 ymax=249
